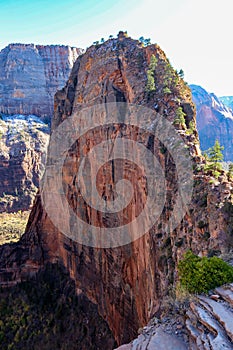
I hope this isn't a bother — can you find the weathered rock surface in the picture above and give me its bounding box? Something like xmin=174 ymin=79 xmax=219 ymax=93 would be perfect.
xmin=117 ymin=284 xmax=233 ymax=350
xmin=0 ymin=43 xmax=82 ymax=212
xmin=0 ymin=43 xmax=83 ymax=121
xmin=115 ymin=326 xmax=188 ymax=350
xmin=0 ymin=115 xmax=49 ymax=212
xmin=0 ymin=34 xmax=233 ymax=348
xmin=190 ymin=84 xmax=233 ymax=161
xmin=186 ymin=285 xmax=233 ymax=349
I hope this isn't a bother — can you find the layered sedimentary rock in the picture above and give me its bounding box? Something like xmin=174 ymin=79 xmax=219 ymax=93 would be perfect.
xmin=0 ymin=34 xmax=233 ymax=348
xmin=190 ymin=84 xmax=233 ymax=161
xmin=0 ymin=43 xmax=82 ymax=212
xmin=0 ymin=43 xmax=82 ymax=121
xmin=0 ymin=115 xmax=49 ymax=212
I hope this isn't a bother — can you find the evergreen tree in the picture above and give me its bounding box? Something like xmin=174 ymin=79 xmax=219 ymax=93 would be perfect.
xmin=149 ymin=54 xmax=157 ymax=70
xmin=145 ymin=55 xmax=157 ymax=93
xmin=145 ymin=71 xmax=156 ymax=92
xmin=228 ymin=163 xmax=233 ymax=179
xmin=173 ymin=107 xmax=186 ymax=128
xmin=139 ymin=37 xmax=151 ymax=46
xmin=204 ymin=140 xmax=224 ymax=176
xmin=178 ymin=69 xmax=184 ymax=79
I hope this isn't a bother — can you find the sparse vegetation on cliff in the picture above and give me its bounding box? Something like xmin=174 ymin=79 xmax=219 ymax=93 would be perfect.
xmin=145 ymin=54 xmax=157 ymax=94
xmin=173 ymin=106 xmax=186 ymax=128
xmin=178 ymin=250 xmax=233 ymax=293
xmin=204 ymin=140 xmax=224 ymax=177
xmin=186 ymin=120 xmax=195 ymax=135
xmin=138 ymin=36 xmax=151 ymax=46
xmin=227 ymin=163 xmax=233 ymax=180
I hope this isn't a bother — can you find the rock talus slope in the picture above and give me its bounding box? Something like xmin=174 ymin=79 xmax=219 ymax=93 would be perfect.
xmin=0 ymin=34 xmax=233 ymax=347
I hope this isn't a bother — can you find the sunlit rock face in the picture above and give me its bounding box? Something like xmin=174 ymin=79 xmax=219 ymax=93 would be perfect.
xmin=0 ymin=115 xmax=49 ymax=212
xmin=0 ymin=43 xmax=82 ymax=122
xmin=190 ymin=84 xmax=233 ymax=161
xmin=0 ymin=43 xmax=82 ymax=211
xmin=0 ymin=35 xmax=232 ymax=348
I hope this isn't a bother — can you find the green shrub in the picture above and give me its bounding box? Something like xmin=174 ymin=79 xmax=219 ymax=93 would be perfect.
xmin=178 ymin=251 xmax=233 ymax=293
xmin=227 ymin=163 xmax=233 ymax=180
xmin=186 ymin=120 xmax=195 ymax=135
xmin=173 ymin=107 xmax=186 ymax=128
xmin=163 ymin=86 xmax=171 ymax=94
xmin=145 ymin=54 xmax=157 ymax=93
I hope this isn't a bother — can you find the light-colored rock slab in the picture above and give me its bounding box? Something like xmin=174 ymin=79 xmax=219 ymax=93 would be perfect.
xmin=199 ymin=296 xmax=233 ymax=342
xmin=215 ymin=287 xmax=233 ymax=307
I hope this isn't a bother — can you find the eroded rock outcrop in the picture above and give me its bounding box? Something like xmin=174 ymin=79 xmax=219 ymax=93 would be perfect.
xmin=0 ymin=34 xmax=233 ymax=348
xmin=116 ymin=283 xmax=233 ymax=350
xmin=0 ymin=43 xmax=83 ymax=121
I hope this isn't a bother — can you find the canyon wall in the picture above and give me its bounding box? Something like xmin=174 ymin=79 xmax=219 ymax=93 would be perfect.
xmin=0 ymin=34 xmax=232 ymax=348
xmin=0 ymin=43 xmax=82 ymax=121
xmin=0 ymin=115 xmax=49 ymax=212
xmin=0 ymin=43 xmax=82 ymax=212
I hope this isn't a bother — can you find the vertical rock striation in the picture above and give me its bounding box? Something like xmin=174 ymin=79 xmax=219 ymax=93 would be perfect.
xmin=0 ymin=43 xmax=83 ymax=121
xmin=0 ymin=35 xmax=232 ymax=348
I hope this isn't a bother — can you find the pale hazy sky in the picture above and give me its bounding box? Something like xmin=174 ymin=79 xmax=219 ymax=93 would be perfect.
xmin=0 ymin=0 xmax=232 ymax=96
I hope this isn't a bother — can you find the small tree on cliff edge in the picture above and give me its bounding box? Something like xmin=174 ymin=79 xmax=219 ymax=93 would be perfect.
xmin=145 ymin=54 xmax=157 ymax=94
xmin=228 ymin=163 xmax=233 ymax=180
xmin=204 ymin=140 xmax=224 ymax=176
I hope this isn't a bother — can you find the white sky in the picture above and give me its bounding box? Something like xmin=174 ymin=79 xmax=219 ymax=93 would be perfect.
xmin=1 ymin=0 xmax=232 ymax=96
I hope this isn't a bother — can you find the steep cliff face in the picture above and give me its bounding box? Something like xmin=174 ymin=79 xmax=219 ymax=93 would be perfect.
xmin=0 ymin=115 xmax=49 ymax=212
xmin=0 ymin=43 xmax=82 ymax=212
xmin=0 ymin=34 xmax=233 ymax=348
xmin=190 ymin=84 xmax=233 ymax=161
xmin=0 ymin=43 xmax=82 ymax=121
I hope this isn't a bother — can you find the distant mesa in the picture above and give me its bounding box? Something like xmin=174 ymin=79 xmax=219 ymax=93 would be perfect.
xmin=0 ymin=43 xmax=83 ymax=122
xmin=0 ymin=43 xmax=83 ymax=212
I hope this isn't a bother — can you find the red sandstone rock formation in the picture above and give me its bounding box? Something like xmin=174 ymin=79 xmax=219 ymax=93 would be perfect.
xmin=0 ymin=34 xmax=232 ymax=347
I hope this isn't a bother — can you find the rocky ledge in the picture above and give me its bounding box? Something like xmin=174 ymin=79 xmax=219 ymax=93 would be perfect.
xmin=116 ymin=283 xmax=233 ymax=349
